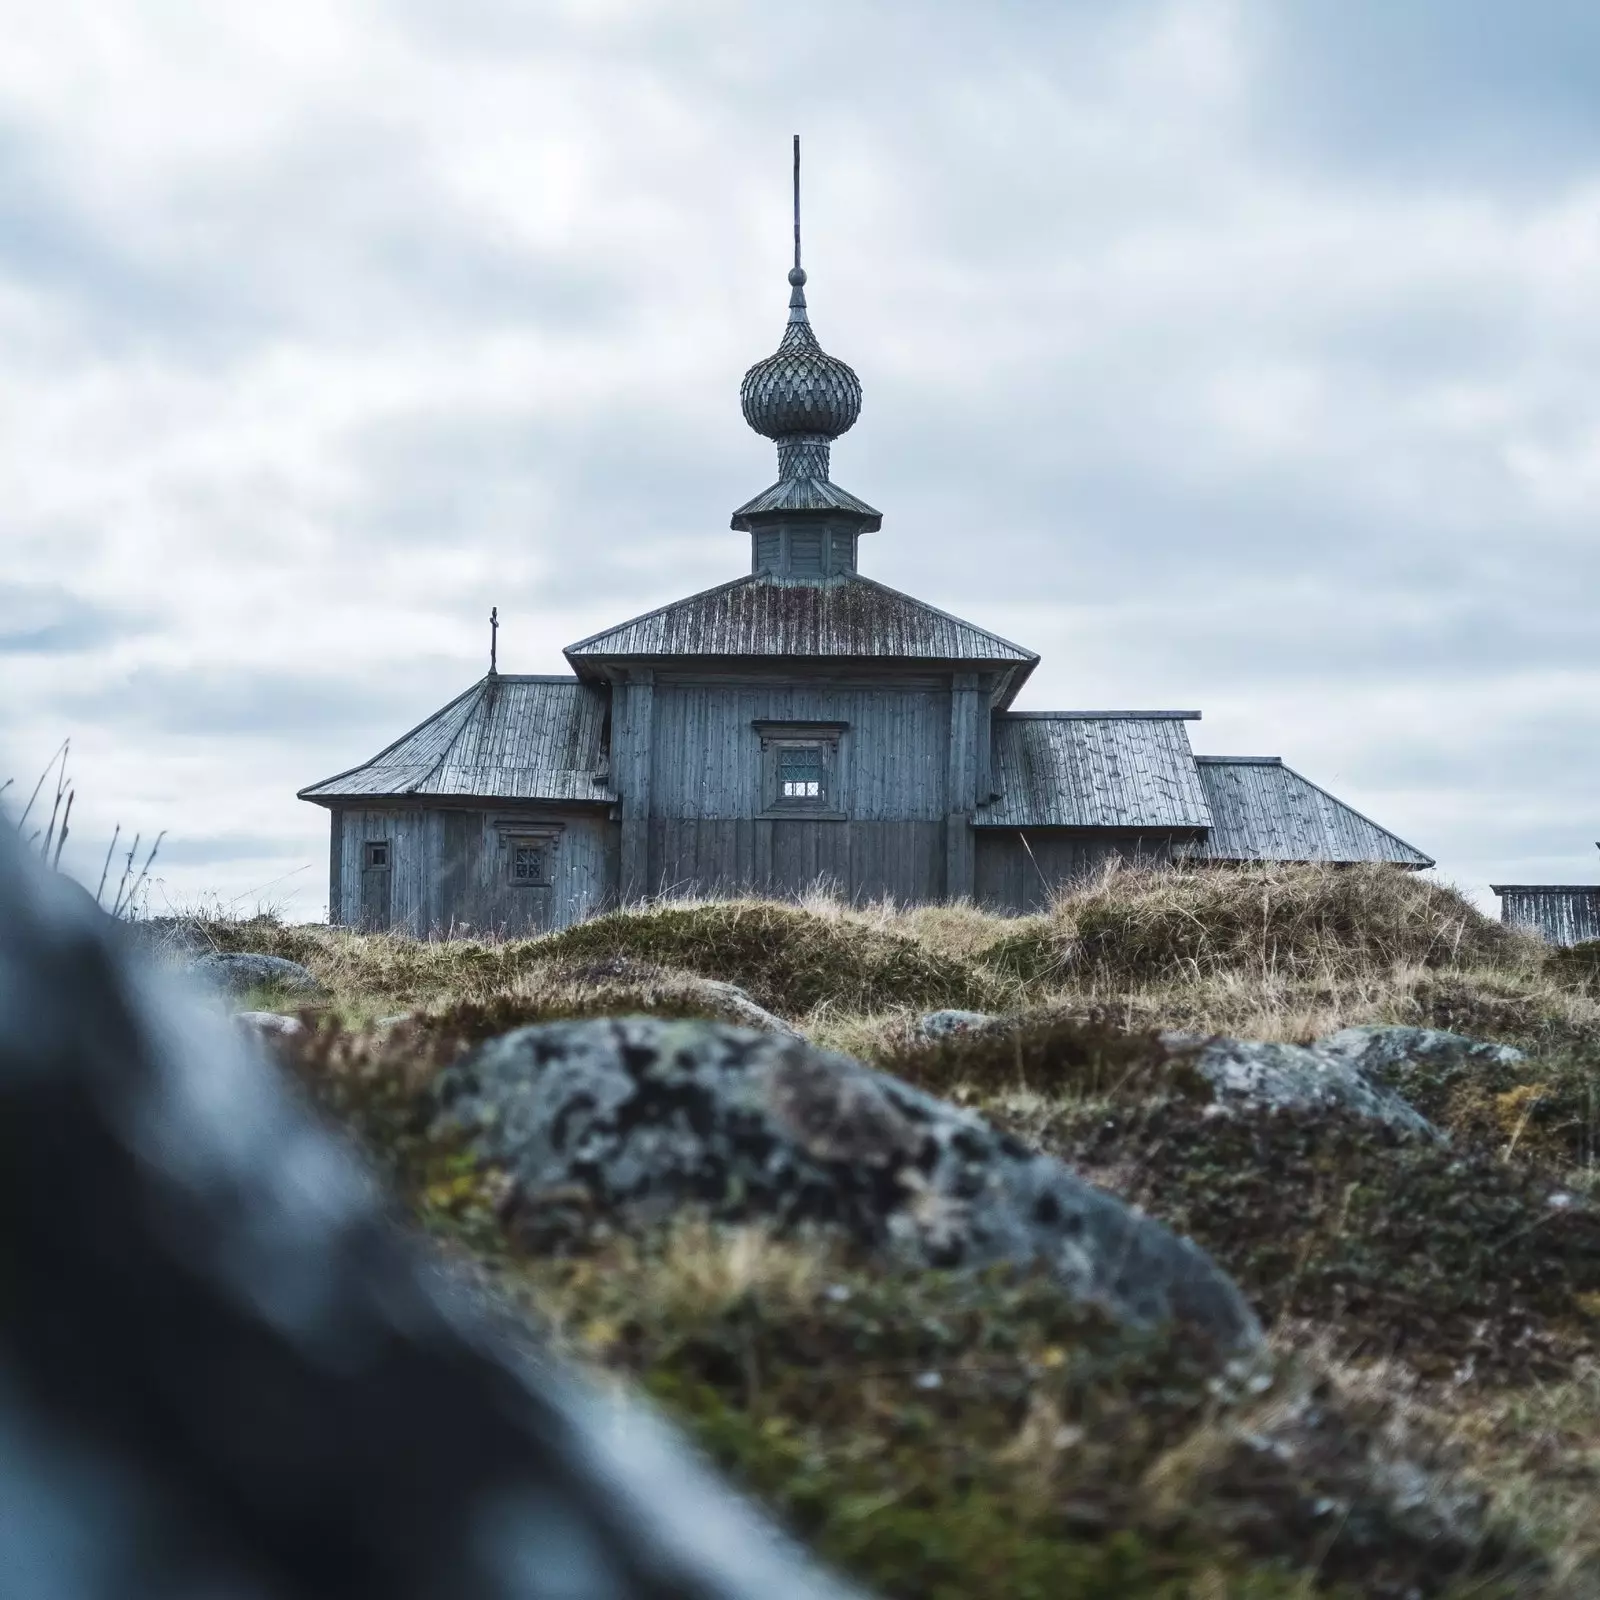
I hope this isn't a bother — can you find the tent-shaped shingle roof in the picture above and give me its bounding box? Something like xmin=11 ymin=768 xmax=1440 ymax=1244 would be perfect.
xmin=977 ymin=712 xmax=1213 ymax=830
xmin=1192 ymin=757 xmax=1431 ymax=866
xmin=298 ymin=676 xmax=615 ymax=804
xmin=565 ymin=573 xmax=1038 ymax=683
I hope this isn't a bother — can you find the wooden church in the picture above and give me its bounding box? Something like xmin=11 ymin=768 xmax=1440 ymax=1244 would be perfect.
xmin=301 ymin=153 xmax=1431 ymax=935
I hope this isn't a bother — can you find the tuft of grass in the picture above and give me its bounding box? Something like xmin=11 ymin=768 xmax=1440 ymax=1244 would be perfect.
xmin=983 ymin=864 xmax=1532 ymax=990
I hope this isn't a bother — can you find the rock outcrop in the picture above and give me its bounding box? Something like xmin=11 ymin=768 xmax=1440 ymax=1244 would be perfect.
xmin=190 ymin=949 xmax=328 ymax=998
xmin=0 ymin=833 xmax=863 ymax=1600
xmin=433 ymin=1017 xmax=1264 ymax=1354
xmin=1169 ymin=1031 xmax=1441 ymax=1139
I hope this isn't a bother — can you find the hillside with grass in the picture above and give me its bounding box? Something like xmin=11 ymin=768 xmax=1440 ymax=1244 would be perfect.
xmin=156 ymin=864 xmax=1600 ymax=1598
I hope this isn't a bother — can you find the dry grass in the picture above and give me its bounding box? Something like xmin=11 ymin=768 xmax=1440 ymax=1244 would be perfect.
xmin=188 ymin=862 xmax=1600 ymax=1593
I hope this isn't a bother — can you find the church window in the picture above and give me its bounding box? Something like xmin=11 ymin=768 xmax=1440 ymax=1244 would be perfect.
xmin=778 ymin=744 xmax=825 ymax=801
xmin=363 ymin=841 xmax=389 ymax=868
xmin=753 ymin=720 xmax=847 ymax=819
xmin=508 ymin=841 xmax=550 ymax=885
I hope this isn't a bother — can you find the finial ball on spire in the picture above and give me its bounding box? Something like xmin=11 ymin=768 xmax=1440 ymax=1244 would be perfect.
xmin=788 ymin=267 xmax=806 ymax=286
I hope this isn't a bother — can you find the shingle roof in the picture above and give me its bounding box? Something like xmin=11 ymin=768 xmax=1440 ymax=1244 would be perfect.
xmin=976 ymin=713 xmax=1213 ymax=830
xmin=1192 ymin=757 xmax=1432 ymax=867
xmin=730 ymin=476 xmax=882 ymax=530
xmin=298 ymin=676 xmax=615 ymax=804
xmin=565 ymin=573 xmax=1038 ymax=670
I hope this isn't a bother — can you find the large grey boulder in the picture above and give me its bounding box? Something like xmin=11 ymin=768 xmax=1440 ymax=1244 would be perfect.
xmin=190 ymin=949 xmax=328 ymax=999
xmin=434 ymin=1018 xmax=1263 ymax=1354
xmin=1160 ymin=1031 xmax=1441 ymax=1140
xmin=0 ymin=832 xmax=863 ymax=1599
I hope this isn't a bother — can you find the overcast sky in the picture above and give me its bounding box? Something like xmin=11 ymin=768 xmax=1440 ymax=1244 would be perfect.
xmin=3 ymin=0 xmax=1598 ymax=920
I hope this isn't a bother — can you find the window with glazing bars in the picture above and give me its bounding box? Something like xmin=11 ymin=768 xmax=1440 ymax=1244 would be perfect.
xmin=777 ymin=744 xmax=825 ymax=802
xmin=510 ymin=843 xmax=546 ymax=884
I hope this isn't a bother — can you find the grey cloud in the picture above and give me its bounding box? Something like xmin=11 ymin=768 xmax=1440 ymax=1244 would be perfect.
xmin=1253 ymin=3 xmax=1600 ymax=187
xmin=0 ymin=583 xmax=149 ymax=655
xmin=52 ymin=664 xmax=460 ymax=743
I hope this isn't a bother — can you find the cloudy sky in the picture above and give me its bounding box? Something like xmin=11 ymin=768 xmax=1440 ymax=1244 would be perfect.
xmin=3 ymin=0 xmax=1598 ymax=920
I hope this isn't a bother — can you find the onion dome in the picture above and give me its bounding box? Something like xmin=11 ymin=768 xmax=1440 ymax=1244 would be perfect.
xmin=739 ymin=266 xmax=862 ymax=445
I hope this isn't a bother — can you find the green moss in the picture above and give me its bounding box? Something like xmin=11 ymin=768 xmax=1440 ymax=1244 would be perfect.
xmin=1004 ymin=1097 xmax=1600 ymax=1382
xmin=510 ymin=1239 xmax=1535 ymax=1600
xmin=532 ymin=902 xmax=1004 ymax=1017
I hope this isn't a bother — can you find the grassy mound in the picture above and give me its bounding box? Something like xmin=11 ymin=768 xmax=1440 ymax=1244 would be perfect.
xmin=531 ymin=901 xmax=1004 ymax=1018
xmin=984 ymin=864 xmax=1524 ymax=989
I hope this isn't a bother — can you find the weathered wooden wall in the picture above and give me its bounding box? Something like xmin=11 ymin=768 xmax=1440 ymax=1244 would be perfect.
xmin=644 ymin=672 xmax=955 ymax=902
xmin=974 ymin=829 xmax=1196 ymax=914
xmin=333 ymin=805 xmax=615 ymax=935
xmin=1497 ymin=887 xmax=1600 ymax=948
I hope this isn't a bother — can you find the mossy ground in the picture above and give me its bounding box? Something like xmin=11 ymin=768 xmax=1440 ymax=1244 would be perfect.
xmin=168 ymin=863 xmax=1600 ymax=1596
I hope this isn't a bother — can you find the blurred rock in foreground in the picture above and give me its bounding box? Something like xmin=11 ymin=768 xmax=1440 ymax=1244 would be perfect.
xmin=0 ymin=832 xmax=863 ymax=1600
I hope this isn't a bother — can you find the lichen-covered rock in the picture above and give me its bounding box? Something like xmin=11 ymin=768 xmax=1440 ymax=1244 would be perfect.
xmin=916 ymin=1008 xmax=998 ymax=1039
xmin=433 ymin=1018 xmax=1263 ymax=1354
xmin=190 ymin=949 xmax=328 ymax=998
xmin=234 ymin=1009 xmax=307 ymax=1044
xmin=0 ymin=833 xmax=863 ymax=1600
xmin=1316 ymin=1024 xmax=1526 ymax=1079
xmin=1163 ymin=1031 xmax=1440 ymax=1140
xmin=686 ymin=977 xmax=801 ymax=1036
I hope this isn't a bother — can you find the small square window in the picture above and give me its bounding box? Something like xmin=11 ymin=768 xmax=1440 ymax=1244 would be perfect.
xmin=777 ymin=744 xmax=825 ymax=803
xmin=363 ymin=841 xmax=389 ymax=869
xmin=509 ymin=842 xmax=548 ymax=885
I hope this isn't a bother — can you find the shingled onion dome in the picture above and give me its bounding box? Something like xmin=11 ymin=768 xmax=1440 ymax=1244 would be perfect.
xmin=739 ymin=265 xmax=862 ymax=481
xmin=732 ymin=138 xmax=881 ymax=566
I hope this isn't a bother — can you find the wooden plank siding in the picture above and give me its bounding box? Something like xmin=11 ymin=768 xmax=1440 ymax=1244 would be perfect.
xmin=643 ymin=673 xmax=955 ymax=902
xmin=975 ymin=829 xmax=1200 ymax=914
xmin=333 ymin=805 xmax=614 ymax=935
xmin=1493 ymin=887 xmax=1600 ymax=948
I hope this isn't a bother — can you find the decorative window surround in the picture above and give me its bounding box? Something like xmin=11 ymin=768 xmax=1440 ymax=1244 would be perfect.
xmin=493 ymin=819 xmax=563 ymax=887
xmin=753 ymin=720 xmax=848 ymax=820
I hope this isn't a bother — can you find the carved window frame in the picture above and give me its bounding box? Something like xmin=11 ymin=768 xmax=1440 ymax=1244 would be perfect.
xmin=753 ymin=720 xmax=848 ymax=821
xmin=493 ymin=819 xmax=563 ymax=888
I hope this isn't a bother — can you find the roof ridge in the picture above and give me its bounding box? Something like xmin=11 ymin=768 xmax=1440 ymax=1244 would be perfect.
xmin=405 ymin=677 xmax=492 ymax=795
xmin=295 ymin=678 xmax=485 ymax=800
xmin=1272 ymin=760 xmax=1433 ymax=866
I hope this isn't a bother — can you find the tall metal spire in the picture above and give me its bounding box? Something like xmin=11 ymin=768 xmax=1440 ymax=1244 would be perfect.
xmin=732 ymin=138 xmax=881 ymax=560
xmin=740 ymin=135 xmax=862 ymax=476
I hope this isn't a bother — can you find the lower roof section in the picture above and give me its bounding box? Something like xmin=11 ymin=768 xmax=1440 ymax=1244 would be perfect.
xmin=298 ymin=675 xmax=615 ymax=805
xmin=977 ymin=712 xmax=1213 ymax=830
xmin=1190 ymin=757 xmax=1433 ymax=867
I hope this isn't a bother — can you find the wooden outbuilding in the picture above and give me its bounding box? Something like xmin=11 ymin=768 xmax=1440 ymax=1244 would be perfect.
xmin=1493 ymin=852 xmax=1600 ymax=946
xmin=300 ymin=154 xmax=1432 ymax=934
